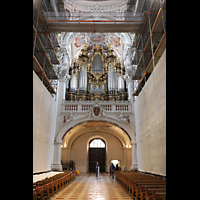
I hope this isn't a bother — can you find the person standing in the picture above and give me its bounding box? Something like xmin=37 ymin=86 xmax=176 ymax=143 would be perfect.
xmin=110 ymin=164 xmax=112 ymax=177
xmin=96 ymin=162 xmax=99 ymax=177
xmin=116 ymin=164 xmax=119 ymax=171
xmin=110 ymin=163 xmax=115 ymax=179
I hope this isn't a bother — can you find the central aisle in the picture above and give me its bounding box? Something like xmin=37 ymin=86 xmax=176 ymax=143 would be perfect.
xmin=50 ymin=173 xmax=132 ymax=200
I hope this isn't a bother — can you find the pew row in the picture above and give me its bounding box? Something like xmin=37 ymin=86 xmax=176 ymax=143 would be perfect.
xmin=115 ymin=171 xmax=166 ymax=200
xmin=33 ymin=171 xmax=76 ymax=200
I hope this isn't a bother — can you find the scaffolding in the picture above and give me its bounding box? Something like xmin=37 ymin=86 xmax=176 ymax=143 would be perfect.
xmin=33 ymin=0 xmax=166 ymax=96
xmin=42 ymin=11 xmax=143 ymax=33
xmin=132 ymin=0 xmax=166 ymax=96
xmin=33 ymin=0 xmax=60 ymax=94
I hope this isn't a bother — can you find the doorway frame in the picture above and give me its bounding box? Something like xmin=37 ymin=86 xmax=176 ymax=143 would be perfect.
xmin=87 ymin=136 xmax=107 ymax=173
xmin=88 ymin=138 xmax=106 ymax=173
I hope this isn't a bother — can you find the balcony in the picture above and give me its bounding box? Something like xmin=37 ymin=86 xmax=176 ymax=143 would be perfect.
xmin=61 ymin=99 xmax=132 ymax=114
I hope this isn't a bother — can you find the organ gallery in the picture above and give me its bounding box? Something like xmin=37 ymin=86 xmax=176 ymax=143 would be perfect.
xmin=67 ymin=43 xmax=127 ymax=101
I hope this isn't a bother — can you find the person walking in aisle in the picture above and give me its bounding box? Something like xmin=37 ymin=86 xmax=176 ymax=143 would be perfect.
xmin=110 ymin=163 xmax=115 ymax=179
xmin=110 ymin=164 xmax=112 ymax=177
xmin=96 ymin=162 xmax=99 ymax=177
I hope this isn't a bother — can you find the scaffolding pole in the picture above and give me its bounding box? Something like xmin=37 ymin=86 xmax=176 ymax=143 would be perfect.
xmin=148 ymin=13 xmax=155 ymax=68
xmin=160 ymin=0 xmax=166 ymax=43
xmin=33 ymin=1 xmax=41 ymax=56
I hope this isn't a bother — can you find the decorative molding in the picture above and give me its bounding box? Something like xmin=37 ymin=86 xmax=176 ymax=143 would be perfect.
xmin=87 ymin=100 xmax=107 ymax=120
xmin=63 ymin=112 xmax=75 ymax=123
xmin=64 ymin=0 xmax=127 ymax=13
xmin=117 ymin=112 xmax=130 ymax=124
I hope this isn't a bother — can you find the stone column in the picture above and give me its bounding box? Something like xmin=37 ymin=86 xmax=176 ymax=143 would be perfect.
xmin=58 ymin=79 xmax=66 ymax=101
xmin=51 ymin=142 xmax=63 ymax=171
xmin=55 ymin=79 xmax=66 ymax=134
xmin=127 ymin=79 xmax=134 ymax=102
xmin=51 ymin=79 xmax=66 ymax=171
xmin=131 ymin=142 xmax=138 ymax=171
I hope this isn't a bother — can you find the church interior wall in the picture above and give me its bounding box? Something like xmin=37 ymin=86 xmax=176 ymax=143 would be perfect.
xmin=33 ymin=71 xmax=56 ymax=173
xmin=134 ymin=49 xmax=166 ymax=176
xmin=33 ymin=0 xmax=166 ymax=179
xmin=61 ymin=131 xmax=132 ymax=173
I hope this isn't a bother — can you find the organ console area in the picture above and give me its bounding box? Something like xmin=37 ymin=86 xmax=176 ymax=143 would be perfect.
xmin=66 ymin=43 xmax=128 ymax=101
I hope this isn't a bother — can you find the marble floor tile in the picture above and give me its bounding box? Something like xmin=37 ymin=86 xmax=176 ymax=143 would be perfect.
xmin=49 ymin=173 xmax=132 ymax=200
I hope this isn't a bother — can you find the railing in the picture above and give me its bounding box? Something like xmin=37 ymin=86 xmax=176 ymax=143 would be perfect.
xmin=61 ymin=100 xmax=132 ymax=113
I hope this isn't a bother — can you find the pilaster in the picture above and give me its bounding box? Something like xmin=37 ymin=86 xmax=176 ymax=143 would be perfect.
xmin=51 ymin=142 xmax=62 ymax=171
xmin=131 ymin=142 xmax=138 ymax=171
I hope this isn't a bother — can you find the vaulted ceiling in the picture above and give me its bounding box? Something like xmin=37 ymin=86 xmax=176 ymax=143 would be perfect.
xmin=61 ymin=32 xmax=133 ymax=60
xmin=62 ymin=120 xmax=131 ymax=148
xmin=52 ymin=0 xmax=137 ymax=79
xmin=64 ymin=0 xmax=128 ymax=13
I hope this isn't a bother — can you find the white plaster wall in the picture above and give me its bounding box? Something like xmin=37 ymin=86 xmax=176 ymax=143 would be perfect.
xmin=61 ymin=131 xmax=132 ymax=172
xmin=134 ymin=49 xmax=166 ymax=176
xmin=33 ymin=71 xmax=56 ymax=173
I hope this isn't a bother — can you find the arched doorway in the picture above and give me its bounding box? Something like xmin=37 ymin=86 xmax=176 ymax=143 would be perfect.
xmin=56 ymin=119 xmax=136 ymax=172
xmin=88 ymin=139 xmax=106 ymax=172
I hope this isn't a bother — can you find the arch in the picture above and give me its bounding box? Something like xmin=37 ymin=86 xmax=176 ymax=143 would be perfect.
xmin=87 ymin=135 xmax=108 ymax=153
xmin=77 ymin=15 xmax=118 ymax=22
xmin=65 ymin=127 xmax=126 ymax=150
xmin=89 ymin=138 xmax=105 ymax=148
xmin=63 ymin=1 xmax=127 ymax=15
xmin=56 ymin=118 xmax=135 ymax=172
xmin=55 ymin=116 xmax=135 ymax=144
xmin=67 ymin=127 xmax=125 ymax=149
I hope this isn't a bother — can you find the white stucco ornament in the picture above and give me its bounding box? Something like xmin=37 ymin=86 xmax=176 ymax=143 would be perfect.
xmin=63 ymin=112 xmax=75 ymax=123
xmin=87 ymin=101 xmax=107 ymax=121
xmin=117 ymin=112 xmax=130 ymax=124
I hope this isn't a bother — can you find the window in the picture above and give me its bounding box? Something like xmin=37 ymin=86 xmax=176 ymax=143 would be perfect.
xmin=89 ymin=139 xmax=105 ymax=148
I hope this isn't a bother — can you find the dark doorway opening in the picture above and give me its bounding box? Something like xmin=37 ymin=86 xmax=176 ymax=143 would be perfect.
xmin=88 ymin=139 xmax=106 ymax=172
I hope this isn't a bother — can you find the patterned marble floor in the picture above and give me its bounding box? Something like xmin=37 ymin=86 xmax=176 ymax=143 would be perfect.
xmin=50 ymin=173 xmax=132 ymax=200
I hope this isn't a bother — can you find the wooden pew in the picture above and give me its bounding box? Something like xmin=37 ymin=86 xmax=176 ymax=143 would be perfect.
xmin=33 ymin=187 xmax=38 ymax=200
xmin=145 ymin=188 xmax=166 ymax=200
xmin=115 ymin=171 xmax=166 ymax=200
xmin=116 ymin=172 xmax=163 ymax=195
xmin=36 ymin=185 xmax=44 ymax=200
xmin=48 ymin=180 xmax=55 ymax=196
xmin=130 ymin=179 xmax=165 ymax=199
xmin=33 ymin=171 xmax=76 ymax=200
xmin=138 ymin=184 xmax=166 ymax=200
